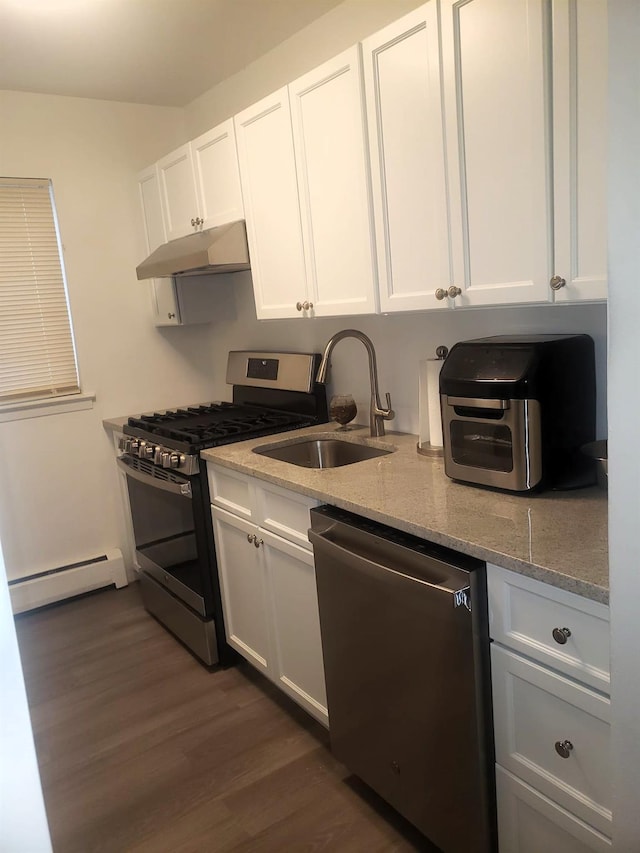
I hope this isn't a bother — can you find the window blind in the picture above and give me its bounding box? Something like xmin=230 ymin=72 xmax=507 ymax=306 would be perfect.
xmin=0 ymin=177 xmax=80 ymax=403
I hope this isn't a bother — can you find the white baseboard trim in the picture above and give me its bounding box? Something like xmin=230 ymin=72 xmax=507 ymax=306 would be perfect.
xmin=9 ymin=549 xmax=128 ymax=614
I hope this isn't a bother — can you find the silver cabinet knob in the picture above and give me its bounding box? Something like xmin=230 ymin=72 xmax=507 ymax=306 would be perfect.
xmin=296 ymin=301 xmax=304 ymax=311
xmin=303 ymin=301 xmax=313 ymax=311
xmin=554 ymin=739 xmax=574 ymax=759
xmin=448 ymin=286 xmax=462 ymax=298
xmin=168 ymin=312 xmax=176 ymax=320
xmin=552 ymin=627 xmax=572 ymax=645
xmin=247 ymin=533 xmax=255 ymax=544
xmin=550 ymin=275 xmax=567 ymax=291
xmin=191 ymin=218 xmax=196 ymax=227
xmin=253 ymin=537 xmax=263 ymax=548
xmin=435 ymin=288 xmax=448 ymax=301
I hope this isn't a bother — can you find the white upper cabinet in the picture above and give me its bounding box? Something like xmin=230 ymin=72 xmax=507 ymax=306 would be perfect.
xmin=157 ymin=119 xmax=244 ymax=242
xmin=234 ymin=88 xmax=309 ymax=320
xmin=551 ymin=0 xmax=608 ymax=303
xmin=137 ymin=164 xmax=167 ymax=252
xmin=191 ymin=119 xmax=244 ymax=231
xmin=363 ymin=3 xmax=451 ymax=313
xmin=157 ymin=142 xmax=200 ymax=241
xmin=441 ymin=0 xmax=552 ymax=308
xmin=289 ymin=46 xmax=379 ymax=317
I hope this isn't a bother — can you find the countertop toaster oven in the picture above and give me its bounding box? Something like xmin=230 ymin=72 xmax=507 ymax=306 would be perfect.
xmin=439 ymin=334 xmax=596 ymax=492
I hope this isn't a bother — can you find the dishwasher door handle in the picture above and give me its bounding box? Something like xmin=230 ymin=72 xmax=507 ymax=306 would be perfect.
xmin=308 ymin=527 xmax=470 ymax=603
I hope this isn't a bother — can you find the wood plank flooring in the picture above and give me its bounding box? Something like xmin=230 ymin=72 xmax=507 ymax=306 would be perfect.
xmin=15 ymin=584 xmax=436 ymax=852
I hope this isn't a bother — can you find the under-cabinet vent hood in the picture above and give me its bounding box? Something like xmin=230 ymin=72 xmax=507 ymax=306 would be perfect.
xmin=136 ymin=220 xmax=250 ymax=279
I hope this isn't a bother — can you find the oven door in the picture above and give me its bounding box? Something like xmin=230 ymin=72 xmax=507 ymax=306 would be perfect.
xmin=118 ymin=455 xmax=209 ymax=615
xmin=441 ymin=396 xmax=542 ymax=491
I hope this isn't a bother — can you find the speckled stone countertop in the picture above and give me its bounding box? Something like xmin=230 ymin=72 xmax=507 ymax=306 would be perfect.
xmin=201 ymin=424 xmax=609 ymax=604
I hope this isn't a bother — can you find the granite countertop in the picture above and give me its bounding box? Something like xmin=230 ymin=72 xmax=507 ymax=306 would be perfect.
xmin=201 ymin=423 xmax=609 ymax=604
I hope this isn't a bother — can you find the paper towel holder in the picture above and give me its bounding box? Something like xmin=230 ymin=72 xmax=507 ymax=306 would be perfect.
xmin=416 ymin=345 xmax=448 ymax=458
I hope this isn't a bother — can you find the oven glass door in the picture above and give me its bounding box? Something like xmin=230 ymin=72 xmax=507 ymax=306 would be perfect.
xmin=119 ymin=457 xmax=208 ymax=615
xmin=449 ymin=421 xmax=514 ymax=473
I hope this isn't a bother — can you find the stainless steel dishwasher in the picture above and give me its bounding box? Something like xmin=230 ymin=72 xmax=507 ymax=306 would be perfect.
xmin=309 ymin=505 xmax=496 ymax=853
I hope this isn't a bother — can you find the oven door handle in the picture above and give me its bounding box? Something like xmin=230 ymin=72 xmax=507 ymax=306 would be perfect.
xmin=117 ymin=457 xmax=192 ymax=499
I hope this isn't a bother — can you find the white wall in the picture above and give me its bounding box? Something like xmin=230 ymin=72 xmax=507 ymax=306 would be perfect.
xmin=0 ymin=90 xmax=220 ymax=581
xmin=202 ymin=273 xmax=607 ymax=437
xmin=607 ymin=1 xmax=640 ymax=848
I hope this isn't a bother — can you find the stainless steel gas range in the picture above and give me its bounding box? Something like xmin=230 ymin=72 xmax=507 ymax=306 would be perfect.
xmin=118 ymin=351 xmax=327 ymax=666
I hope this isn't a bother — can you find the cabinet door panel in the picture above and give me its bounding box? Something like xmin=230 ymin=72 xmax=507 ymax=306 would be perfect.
xmin=290 ymin=47 xmax=378 ymax=316
xmin=151 ymin=279 xmax=180 ymax=326
xmin=363 ymin=3 xmax=450 ymax=313
xmin=157 ymin=143 xmax=199 ymax=241
xmin=262 ymin=530 xmax=328 ymax=725
xmin=496 ymin=767 xmax=612 ymax=853
xmin=137 ymin=164 xmax=167 ymax=254
xmin=442 ymin=0 xmax=551 ymax=306
xmin=192 ymin=119 xmax=244 ymax=230
xmin=234 ymin=89 xmax=307 ymax=320
xmin=212 ymin=507 xmax=270 ymax=674
xmin=552 ymin=0 xmax=607 ymax=302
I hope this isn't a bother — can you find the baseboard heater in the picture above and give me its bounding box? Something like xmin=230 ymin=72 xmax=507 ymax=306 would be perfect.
xmin=8 ymin=548 xmax=127 ymax=614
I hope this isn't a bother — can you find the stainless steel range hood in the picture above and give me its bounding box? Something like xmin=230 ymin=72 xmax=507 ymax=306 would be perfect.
xmin=136 ymin=220 xmax=250 ymax=279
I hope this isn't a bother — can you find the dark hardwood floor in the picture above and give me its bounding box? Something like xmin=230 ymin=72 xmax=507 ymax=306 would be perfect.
xmin=15 ymin=584 xmax=434 ymax=852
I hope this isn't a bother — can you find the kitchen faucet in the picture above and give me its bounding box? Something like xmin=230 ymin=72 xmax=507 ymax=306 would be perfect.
xmin=316 ymin=329 xmax=395 ymax=437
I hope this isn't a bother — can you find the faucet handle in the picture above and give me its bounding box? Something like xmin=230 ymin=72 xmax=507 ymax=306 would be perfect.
xmin=382 ymin=392 xmax=395 ymax=419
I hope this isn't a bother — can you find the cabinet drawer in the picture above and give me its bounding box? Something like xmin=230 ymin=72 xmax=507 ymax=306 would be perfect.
xmin=207 ymin=465 xmax=253 ymax=520
xmin=488 ymin=564 xmax=610 ymax=692
xmin=496 ymin=766 xmax=611 ymax=852
xmin=254 ymin=480 xmax=318 ymax=550
xmin=492 ymin=645 xmax=611 ymax=836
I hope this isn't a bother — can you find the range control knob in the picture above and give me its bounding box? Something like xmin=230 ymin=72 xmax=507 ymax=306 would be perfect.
xmin=129 ymin=439 xmax=140 ymax=454
xmin=142 ymin=443 xmax=155 ymax=460
xmin=154 ymin=446 xmax=164 ymax=465
xmin=169 ymin=453 xmax=181 ymax=469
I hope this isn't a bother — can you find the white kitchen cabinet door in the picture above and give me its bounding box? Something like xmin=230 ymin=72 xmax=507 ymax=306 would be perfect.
xmin=363 ymin=3 xmax=451 ymax=313
xmin=157 ymin=142 xmax=199 ymax=241
xmin=151 ymin=278 xmax=181 ymax=326
xmin=441 ymin=0 xmax=552 ymax=308
xmin=262 ymin=529 xmax=328 ymax=726
xmin=552 ymin=0 xmax=608 ymax=303
xmin=211 ymin=506 xmax=271 ymax=675
xmin=234 ymin=89 xmax=309 ymax=320
xmin=191 ymin=119 xmax=244 ymax=231
xmin=496 ymin=767 xmax=612 ymax=853
xmin=137 ymin=164 xmax=167 ymax=253
xmin=289 ymin=46 xmax=379 ymax=317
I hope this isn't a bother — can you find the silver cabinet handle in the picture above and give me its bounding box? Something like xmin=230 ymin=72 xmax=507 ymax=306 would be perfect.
xmin=448 ymin=286 xmax=462 ymax=298
xmin=555 ymin=739 xmax=574 ymax=759
xmin=552 ymin=627 xmax=572 ymax=645
xmin=435 ymin=288 xmax=447 ymax=301
xmin=550 ymin=275 xmax=566 ymax=291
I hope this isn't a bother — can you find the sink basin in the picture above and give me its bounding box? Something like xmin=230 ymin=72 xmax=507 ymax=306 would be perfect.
xmin=253 ymin=437 xmax=392 ymax=469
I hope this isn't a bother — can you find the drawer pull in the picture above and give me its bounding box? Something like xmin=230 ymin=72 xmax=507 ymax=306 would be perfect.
xmin=247 ymin=533 xmax=255 ymax=544
xmin=552 ymin=626 xmax=572 ymax=644
xmin=555 ymin=739 xmax=574 ymax=759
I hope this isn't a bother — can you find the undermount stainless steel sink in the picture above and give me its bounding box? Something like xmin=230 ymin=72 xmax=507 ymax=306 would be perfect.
xmin=253 ymin=437 xmax=393 ymax=469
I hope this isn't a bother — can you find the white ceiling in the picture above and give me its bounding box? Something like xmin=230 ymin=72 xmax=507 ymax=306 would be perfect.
xmin=0 ymin=0 xmax=343 ymax=107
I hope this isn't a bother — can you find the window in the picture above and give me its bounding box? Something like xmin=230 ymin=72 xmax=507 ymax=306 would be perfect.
xmin=0 ymin=177 xmax=80 ymax=404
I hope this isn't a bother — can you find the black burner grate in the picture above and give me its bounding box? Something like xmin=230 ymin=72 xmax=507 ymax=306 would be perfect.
xmin=124 ymin=403 xmax=313 ymax=453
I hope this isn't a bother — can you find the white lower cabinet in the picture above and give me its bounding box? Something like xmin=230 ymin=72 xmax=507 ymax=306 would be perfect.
xmin=208 ymin=465 xmax=328 ymax=726
xmin=488 ymin=565 xmax=611 ymax=851
xmin=496 ymin=767 xmax=612 ymax=853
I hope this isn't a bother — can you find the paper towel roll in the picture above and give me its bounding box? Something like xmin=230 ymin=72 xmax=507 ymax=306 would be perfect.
xmin=418 ymin=359 xmax=444 ymax=450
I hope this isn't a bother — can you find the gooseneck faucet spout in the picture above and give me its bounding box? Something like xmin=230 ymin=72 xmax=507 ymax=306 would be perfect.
xmin=316 ymin=329 xmax=395 ymax=437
